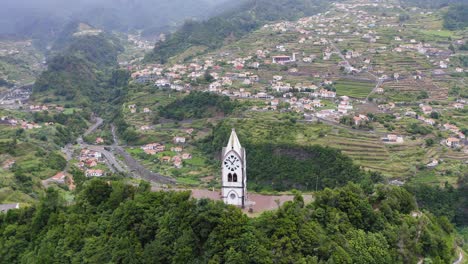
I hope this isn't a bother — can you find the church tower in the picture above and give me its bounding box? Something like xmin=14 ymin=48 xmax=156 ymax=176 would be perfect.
xmin=221 ymin=129 xmax=247 ymax=208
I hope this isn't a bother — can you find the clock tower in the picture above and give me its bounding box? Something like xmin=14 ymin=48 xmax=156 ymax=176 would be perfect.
xmin=221 ymin=129 xmax=247 ymax=208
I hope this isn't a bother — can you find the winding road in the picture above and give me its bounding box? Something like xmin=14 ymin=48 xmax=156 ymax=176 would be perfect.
xmin=63 ymin=116 xmax=175 ymax=184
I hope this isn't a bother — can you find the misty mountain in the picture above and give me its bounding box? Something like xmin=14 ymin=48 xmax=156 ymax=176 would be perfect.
xmin=0 ymin=0 xmax=231 ymax=38
xmin=146 ymin=0 xmax=335 ymax=63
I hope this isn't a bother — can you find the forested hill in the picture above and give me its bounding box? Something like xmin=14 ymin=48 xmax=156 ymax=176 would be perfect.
xmin=400 ymin=0 xmax=466 ymax=8
xmin=32 ymin=31 xmax=130 ymax=114
xmin=0 ymin=179 xmax=457 ymax=263
xmin=145 ymin=0 xmax=336 ymax=63
xmin=199 ymin=121 xmax=379 ymax=192
xmin=443 ymin=4 xmax=468 ymax=30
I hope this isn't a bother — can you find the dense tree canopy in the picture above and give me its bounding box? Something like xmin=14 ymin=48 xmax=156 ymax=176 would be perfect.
xmin=158 ymin=91 xmax=239 ymax=121
xmin=0 ymin=180 xmax=457 ymax=263
xmin=200 ymin=121 xmax=382 ymax=192
xmin=443 ymin=4 xmax=468 ymax=30
xmin=33 ymin=33 xmax=129 ymax=116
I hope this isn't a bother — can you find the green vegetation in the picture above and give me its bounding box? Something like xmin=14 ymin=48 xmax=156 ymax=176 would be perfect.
xmin=401 ymin=0 xmax=466 ymax=9
xmin=0 ymin=179 xmax=457 ymax=263
xmin=406 ymin=174 xmax=468 ymax=226
xmin=200 ymin=121 xmax=380 ymax=192
xmin=32 ymin=33 xmax=128 ymax=116
xmin=145 ymin=0 xmax=334 ymax=63
xmin=0 ymin=108 xmax=89 ymax=204
xmin=334 ymin=79 xmax=374 ymax=98
xmin=159 ymin=91 xmax=239 ymax=120
xmin=443 ymin=4 xmax=468 ymax=30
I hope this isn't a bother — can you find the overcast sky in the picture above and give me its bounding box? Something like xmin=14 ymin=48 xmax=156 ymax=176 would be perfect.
xmin=0 ymin=0 xmax=231 ymax=35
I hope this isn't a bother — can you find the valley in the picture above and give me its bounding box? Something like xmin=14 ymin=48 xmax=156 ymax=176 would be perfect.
xmin=0 ymin=0 xmax=467 ymax=262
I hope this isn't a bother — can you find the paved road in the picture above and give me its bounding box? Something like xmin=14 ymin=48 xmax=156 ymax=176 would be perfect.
xmin=83 ymin=117 xmax=103 ymax=136
xmin=110 ymin=124 xmax=175 ymax=184
xmin=85 ymin=145 xmax=127 ymax=173
xmin=113 ymin=145 xmax=175 ymax=184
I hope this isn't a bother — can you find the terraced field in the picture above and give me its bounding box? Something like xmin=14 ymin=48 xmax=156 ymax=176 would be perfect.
xmin=382 ymin=79 xmax=448 ymax=101
xmin=334 ymin=79 xmax=375 ymax=98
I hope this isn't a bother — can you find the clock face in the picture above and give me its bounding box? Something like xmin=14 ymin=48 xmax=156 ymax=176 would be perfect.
xmin=224 ymin=154 xmax=241 ymax=172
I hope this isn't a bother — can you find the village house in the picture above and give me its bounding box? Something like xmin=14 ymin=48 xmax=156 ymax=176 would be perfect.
xmin=182 ymin=153 xmax=192 ymax=160
xmin=21 ymin=121 xmax=41 ymax=130
xmin=47 ymin=172 xmax=67 ymax=185
xmin=318 ymin=89 xmax=336 ymax=98
xmin=171 ymin=146 xmax=183 ymax=153
xmin=270 ymin=99 xmax=280 ymax=106
xmin=312 ymin=99 xmax=323 ymax=108
xmin=405 ymin=111 xmax=417 ymax=117
xmin=2 ymin=159 xmax=15 ymax=170
xmin=209 ymin=82 xmax=221 ymax=92
xmin=140 ymin=125 xmax=151 ymax=131
xmin=173 ymin=136 xmax=186 ymax=144
xmin=426 ymin=159 xmax=439 ymax=168
xmin=443 ymin=123 xmax=460 ymax=133
xmin=240 ymin=91 xmax=252 ymax=98
xmin=0 ymin=203 xmax=19 ymax=213
xmin=338 ymin=97 xmax=353 ymax=114
xmin=161 ymin=156 xmax=171 ymax=163
xmin=95 ymin=137 xmax=104 ymax=144
xmin=382 ymin=134 xmax=404 ymax=143
xmin=419 ymin=104 xmax=433 ymax=115
xmin=85 ymin=159 xmax=98 ymax=168
xmin=255 ymin=92 xmax=273 ymax=99
xmin=81 ymin=149 xmax=102 ymax=159
xmin=29 ymin=105 xmax=48 ymax=112
xmin=185 ymin=128 xmax=194 ymax=135
xmin=249 ymin=75 xmax=259 ymax=82
xmin=271 ymin=53 xmax=297 ymax=64
xmin=0 ymin=117 xmax=18 ymax=126
xmin=141 ymin=143 xmax=165 ymax=155
xmin=273 ymin=75 xmax=283 ymax=81
xmin=86 ymin=169 xmax=104 ymax=177
xmin=353 ymin=115 xmax=369 ymax=126
xmin=172 ymin=156 xmax=183 ymax=168
xmin=445 ymin=137 xmax=460 ymax=148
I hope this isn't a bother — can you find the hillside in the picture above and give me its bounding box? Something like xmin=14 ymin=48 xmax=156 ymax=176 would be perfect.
xmin=0 ymin=179 xmax=457 ymax=263
xmin=200 ymin=120 xmax=373 ymax=192
xmin=145 ymin=0 xmax=335 ymax=63
xmin=443 ymin=4 xmax=468 ymax=30
xmin=401 ymin=0 xmax=466 ymax=8
xmin=32 ymin=31 xmax=129 ymax=114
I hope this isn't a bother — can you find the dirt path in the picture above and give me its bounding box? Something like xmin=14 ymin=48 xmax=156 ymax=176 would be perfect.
xmin=453 ymin=249 xmax=463 ymax=264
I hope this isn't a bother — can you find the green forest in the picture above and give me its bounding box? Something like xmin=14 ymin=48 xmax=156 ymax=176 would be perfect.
xmin=0 ymin=179 xmax=457 ymax=263
xmin=443 ymin=4 xmax=468 ymax=30
xmin=32 ymin=32 xmax=129 ymax=115
xmin=200 ymin=121 xmax=380 ymax=192
xmin=158 ymin=91 xmax=239 ymax=120
xmin=145 ymin=0 xmax=334 ymax=63
xmin=401 ymin=0 xmax=466 ymax=8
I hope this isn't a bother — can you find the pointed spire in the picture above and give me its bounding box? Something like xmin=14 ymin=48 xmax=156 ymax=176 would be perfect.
xmin=226 ymin=128 xmax=242 ymax=151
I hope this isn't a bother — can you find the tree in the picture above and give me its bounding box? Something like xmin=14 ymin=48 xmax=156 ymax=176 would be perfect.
xmin=425 ymin=138 xmax=435 ymax=147
xmin=430 ymin=111 xmax=440 ymax=119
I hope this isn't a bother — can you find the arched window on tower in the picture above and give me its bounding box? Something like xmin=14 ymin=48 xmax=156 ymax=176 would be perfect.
xmin=233 ymin=173 xmax=238 ymax=182
xmin=228 ymin=173 xmax=233 ymax=182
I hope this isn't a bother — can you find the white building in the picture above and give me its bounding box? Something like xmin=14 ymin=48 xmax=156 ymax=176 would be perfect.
xmin=221 ymin=129 xmax=247 ymax=208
